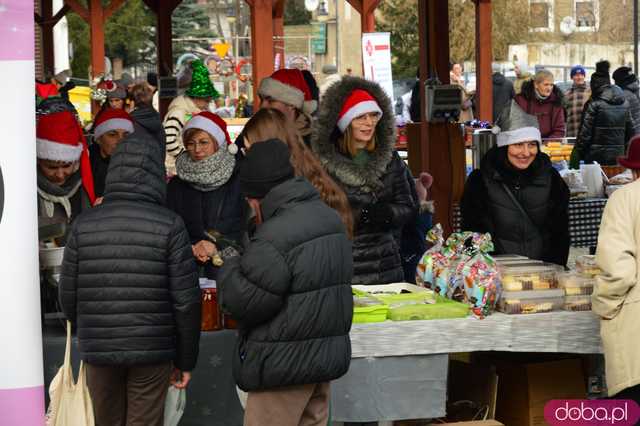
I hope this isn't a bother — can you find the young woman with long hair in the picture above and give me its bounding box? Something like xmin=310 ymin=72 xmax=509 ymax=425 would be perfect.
xmin=242 ymin=108 xmax=353 ymax=238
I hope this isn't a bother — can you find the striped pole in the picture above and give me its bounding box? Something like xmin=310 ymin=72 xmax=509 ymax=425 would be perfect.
xmin=0 ymin=1 xmax=46 ymax=425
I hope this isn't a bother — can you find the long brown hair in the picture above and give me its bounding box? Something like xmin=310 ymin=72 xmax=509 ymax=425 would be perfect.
xmin=243 ymin=108 xmax=354 ymax=238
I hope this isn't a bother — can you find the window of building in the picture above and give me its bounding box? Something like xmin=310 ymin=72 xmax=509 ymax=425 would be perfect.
xmin=575 ymin=0 xmax=599 ymax=31
xmin=530 ymin=0 xmax=554 ymax=32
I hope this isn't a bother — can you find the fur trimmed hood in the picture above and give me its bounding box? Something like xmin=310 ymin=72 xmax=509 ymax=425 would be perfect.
xmin=311 ymin=76 xmax=396 ymax=193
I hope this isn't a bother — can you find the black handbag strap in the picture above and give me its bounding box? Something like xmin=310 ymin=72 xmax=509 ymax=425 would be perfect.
xmin=500 ymin=183 xmax=541 ymax=233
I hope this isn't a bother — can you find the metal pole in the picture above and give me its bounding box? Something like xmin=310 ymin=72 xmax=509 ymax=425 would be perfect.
xmin=635 ymin=0 xmax=639 ymax=74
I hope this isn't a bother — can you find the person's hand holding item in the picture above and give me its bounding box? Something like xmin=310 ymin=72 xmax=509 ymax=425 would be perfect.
xmin=93 ymin=197 xmax=104 ymax=206
xmin=192 ymin=240 xmax=217 ymax=263
xmin=170 ymin=369 xmax=192 ymax=389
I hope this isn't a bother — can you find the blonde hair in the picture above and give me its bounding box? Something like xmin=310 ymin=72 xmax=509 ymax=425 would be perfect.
xmin=244 ymin=108 xmax=354 ymax=238
xmin=338 ymin=124 xmax=376 ymax=158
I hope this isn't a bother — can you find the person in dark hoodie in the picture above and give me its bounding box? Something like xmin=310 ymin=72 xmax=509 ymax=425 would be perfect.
xmin=515 ymin=69 xmax=566 ymax=139
xmin=492 ymin=63 xmax=515 ymax=122
xmin=219 ymin=139 xmax=352 ymax=426
xmin=461 ymin=101 xmax=570 ymax=266
xmin=571 ymin=61 xmax=636 ymax=167
xmin=59 ymin=130 xmax=201 ymax=426
xmin=613 ymin=66 xmax=640 ymax=135
xmin=129 ymin=82 xmax=166 ymax=146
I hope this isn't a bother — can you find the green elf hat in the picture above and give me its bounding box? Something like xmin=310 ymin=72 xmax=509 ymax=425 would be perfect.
xmin=185 ymin=59 xmax=220 ymax=99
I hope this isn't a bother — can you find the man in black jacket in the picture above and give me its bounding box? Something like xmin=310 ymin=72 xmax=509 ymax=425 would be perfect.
xmin=60 ymin=131 xmax=201 ymax=426
xmin=219 ymin=139 xmax=353 ymax=426
xmin=613 ymin=66 xmax=640 ymax=135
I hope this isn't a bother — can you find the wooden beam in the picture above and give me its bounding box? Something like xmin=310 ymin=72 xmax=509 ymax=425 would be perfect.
xmin=361 ymin=0 xmax=380 ymax=33
xmin=103 ymin=0 xmax=127 ymax=21
xmin=51 ymin=4 xmax=70 ymax=25
xmin=64 ymin=0 xmax=89 ymax=22
xmin=35 ymin=12 xmax=42 ymax=24
xmin=249 ymin=0 xmax=275 ymax=110
xmin=475 ymin=0 xmax=493 ymax=122
xmin=88 ymin=0 xmax=105 ymax=78
xmin=42 ymin=0 xmax=55 ymax=75
xmin=346 ymin=0 xmax=362 ymax=14
xmin=273 ymin=0 xmax=285 ymax=69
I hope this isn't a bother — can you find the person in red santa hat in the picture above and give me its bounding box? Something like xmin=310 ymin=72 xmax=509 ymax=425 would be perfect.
xmin=167 ymin=111 xmax=245 ymax=282
xmin=37 ymin=110 xmax=96 ymax=239
xmin=311 ymin=77 xmax=415 ymax=285
xmin=89 ymin=108 xmax=135 ymax=199
xmin=255 ymin=68 xmax=317 ymax=146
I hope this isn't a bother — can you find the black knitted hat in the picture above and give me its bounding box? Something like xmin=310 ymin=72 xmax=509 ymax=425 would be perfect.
xmin=591 ymin=60 xmax=611 ymax=93
xmin=613 ymin=66 xmax=637 ymax=87
xmin=239 ymin=139 xmax=294 ymax=199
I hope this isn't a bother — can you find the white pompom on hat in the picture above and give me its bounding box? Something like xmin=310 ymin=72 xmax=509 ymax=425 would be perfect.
xmin=336 ymin=89 xmax=383 ymax=133
xmin=182 ymin=111 xmax=237 ymax=155
xmin=93 ymin=108 xmax=134 ymax=140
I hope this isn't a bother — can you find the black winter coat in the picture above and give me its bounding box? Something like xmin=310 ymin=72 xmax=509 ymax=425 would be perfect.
xmin=167 ymin=171 xmax=245 ymax=280
xmin=59 ymin=132 xmax=201 ymax=371
xmin=312 ymin=77 xmax=416 ymax=285
xmin=577 ymin=85 xmax=635 ymax=166
xmin=492 ymin=73 xmax=515 ymax=122
xmin=619 ymin=80 xmax=640 ymax=136
xmin=461 ymin=147 xmax=570 ymax=266
xmin=219 ymin=177 xmax=353 ymax=391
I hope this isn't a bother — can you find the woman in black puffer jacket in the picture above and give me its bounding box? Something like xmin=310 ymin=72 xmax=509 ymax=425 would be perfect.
xmin=312 ymin=77 xmax=415 ymax=284
xmin=461 ymin=102 xmax=570 ymax=266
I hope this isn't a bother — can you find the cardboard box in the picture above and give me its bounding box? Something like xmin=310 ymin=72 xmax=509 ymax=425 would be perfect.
xmin=428 ymin=421 xmax=504 ymax=426
xmin=448 ymin=360 xmax=499 ymax=420
xmin=495 ymin=359 xmax=586 ymax=426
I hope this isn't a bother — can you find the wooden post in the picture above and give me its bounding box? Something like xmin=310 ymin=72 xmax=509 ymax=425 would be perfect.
xmin=346 ymin=0 xmax=380 ymax=34
xmin=409 ymin=0 xmax=464 ymax=236
xmin=273 ymin=0 xmax=285 ymax=70
xmin=41 ymin=0 xmax=55 ymax=76
xmin=246 ymin=0 xmax=275 ymax=111
xmin=143 ymin=0 xmax=182 ymax=118
xmin=475 ymin=0 xmax=493 ymax=122
xmin=88 ymin=0 xmax=105 ymax=78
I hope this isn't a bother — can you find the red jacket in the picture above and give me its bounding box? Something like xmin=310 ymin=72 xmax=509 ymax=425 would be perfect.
xmin=514 ymin=80 xmax=566 ymax=139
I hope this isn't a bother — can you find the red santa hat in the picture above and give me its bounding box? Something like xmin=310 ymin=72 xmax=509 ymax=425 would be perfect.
xmin=36 ymin=111 xmax=96 ymax=203
xmin=337 ymin=89 xmax=383 ymax=133
xmin=258 ymin=68 xmax=317 ymax=114
xmin=93 ymin=108 xmax=134 ymax=140
xmin=182 ymin=111 xmax=237 ymax=155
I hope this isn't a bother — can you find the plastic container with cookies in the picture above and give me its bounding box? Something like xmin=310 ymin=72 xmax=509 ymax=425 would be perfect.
xmin=564 ymin=295 xmax=592 ymax=311
xmin=575 ymin=255 xmax=602 ymax=277
xmin=558 ymin=272 xmax=595 ymax=296
xmin=497 ymin=289 xmax=564 ymax=314
xmin=499 ymin=263 xmax=563 ymax=291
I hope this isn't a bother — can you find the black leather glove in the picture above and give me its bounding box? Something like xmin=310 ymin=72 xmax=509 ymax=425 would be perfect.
xmin=360 ymin=203 xmax=393 ymax=228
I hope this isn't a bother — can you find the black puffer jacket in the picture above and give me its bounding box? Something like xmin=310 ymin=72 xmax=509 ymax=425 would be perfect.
xmin=59 ymin=132 xmax=201 ymax=371
xmin=312 ymin=77 xmax=416 ymax=285
xmin=492 ymin=72 xmax=515 ymax=122
xmin=618 ymin=79 xmax=640 ymax=135
xmin=577 ymin=85 xmax=635 ymax=166
xmin=219 ymin=177 xmax=353 ymax=391
xmin=461 ymin=147 xmax=570 ymax=266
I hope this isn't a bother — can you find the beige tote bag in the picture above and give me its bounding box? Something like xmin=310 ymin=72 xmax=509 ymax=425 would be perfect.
xmin=46 ymin=321 xmax=95 ymax=426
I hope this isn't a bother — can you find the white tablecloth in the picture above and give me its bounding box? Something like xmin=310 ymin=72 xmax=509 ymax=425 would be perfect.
xmin=349 ymin=311 xmax=602 ymax=358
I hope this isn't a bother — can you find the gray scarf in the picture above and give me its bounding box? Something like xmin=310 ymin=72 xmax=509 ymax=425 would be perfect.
xmin=176 ymin=149 xmax=236 ymax=192
xmin=37 ymin=170 xmax=82 ymax=219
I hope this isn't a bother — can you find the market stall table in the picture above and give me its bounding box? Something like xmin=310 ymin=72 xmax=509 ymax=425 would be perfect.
xmin=42 ymin=311 xmax=602 ymax=424
xmin=453 ymin=198 xmax=607 ymax=248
